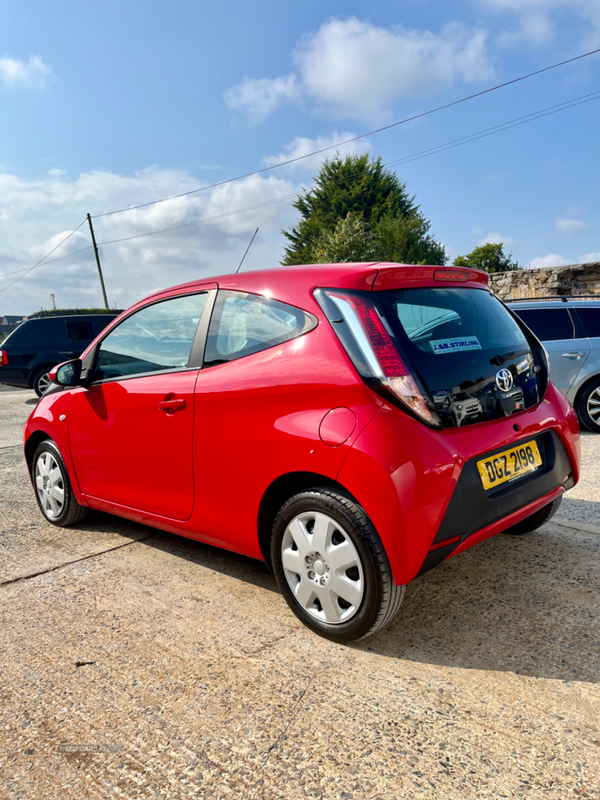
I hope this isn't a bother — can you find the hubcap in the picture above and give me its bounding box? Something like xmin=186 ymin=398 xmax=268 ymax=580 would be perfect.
xmin=37 ymin=372 xmax=51 ymax=395
xmin=35 ymin=452 xmax=65 ymax=519
xmin=587 ymin=387 xmax=600 ymax=427
xmin=281 ymin=511 xmax=364 ymax=625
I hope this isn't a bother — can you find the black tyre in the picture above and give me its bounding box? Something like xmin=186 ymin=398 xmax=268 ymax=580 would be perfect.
xmin=577 ymin=380 xmax=600 ymax=433
xmin=33 ymin=368 xmax=52 ymax=397
xmin=503 ymin=496 xmax=562 ymax=536
xmin=32 ymin=440 xmax=89 ymax=526
xmin=271 ymin=488 xmax=405 ymax=642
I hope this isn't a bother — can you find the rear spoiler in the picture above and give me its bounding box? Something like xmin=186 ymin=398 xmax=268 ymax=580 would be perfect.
xmin=372 ymin=265 xmax=489 ymax=291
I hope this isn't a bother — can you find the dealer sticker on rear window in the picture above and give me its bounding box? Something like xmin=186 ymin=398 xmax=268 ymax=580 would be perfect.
xmin=430 ymin=336 xmax=482 ymax=355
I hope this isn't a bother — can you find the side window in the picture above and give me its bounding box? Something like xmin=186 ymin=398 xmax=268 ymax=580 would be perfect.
xmin=5 ymin=318 xmax=55 ymax=345
xmin=93 ymin=293 xmax=208 ymax=381
xmin=204 ymin=290 xmax=316 ymax=366
xmin=514 ymin=308 xmax=575 ymax=341
xmin=93 ymin=317 xmax=117 ymax=336
xmin=576 ymin=308 xmax=600 ymax=338
xmin=67 ymin=321 xmax=94 ymax=341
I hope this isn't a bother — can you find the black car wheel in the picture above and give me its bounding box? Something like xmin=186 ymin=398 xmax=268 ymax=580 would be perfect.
xmin=577 ymin=380 xmax=600 ymax=433
xmin=503 ymin=496 xmax=562 ymax=535
xmin=32 ymin=440 xmax=89 ymax=526
xmin=271 ymin=488 xmax=405 ymax=642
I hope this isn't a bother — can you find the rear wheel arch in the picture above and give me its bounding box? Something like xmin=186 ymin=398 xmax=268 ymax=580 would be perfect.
xmin=28 ymin=363 xmax=56 ymax=388
xmin=257 ymin=471 xmax=361 ymax=569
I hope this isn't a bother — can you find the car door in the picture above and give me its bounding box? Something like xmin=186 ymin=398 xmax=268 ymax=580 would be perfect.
xmin=51 ymin=318 xmax=96 ymax=363
xmin=69 ymin=291 xmax=210 ymax=520
xmin=513 ymin=307 xmax=590 ymax=395
xmin=572 ymin=305 xmax=600 ymax=387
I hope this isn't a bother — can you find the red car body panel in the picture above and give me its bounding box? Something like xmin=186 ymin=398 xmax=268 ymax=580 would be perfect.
xmin=69 ymin=370 xmax=199 ymax=520
xmin=23 ymin=263 xmax=581 ymax=585
xmin=337 ymin=382 xmax=580 ymax=584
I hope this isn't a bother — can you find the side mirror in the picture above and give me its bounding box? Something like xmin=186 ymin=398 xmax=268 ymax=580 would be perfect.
xmin=49 ymin=359 xmax=82 ymax=387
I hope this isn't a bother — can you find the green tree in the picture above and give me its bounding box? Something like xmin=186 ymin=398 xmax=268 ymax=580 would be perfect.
xmin=453 ymin=242 xmax=520 ymax=273
xmin=312 ymin=212 xmax=378 ymax=263
xmin=374 ymin=213 xmax=447 ymax=266
xmin=282 ymin=153 xmax=446 ymax=266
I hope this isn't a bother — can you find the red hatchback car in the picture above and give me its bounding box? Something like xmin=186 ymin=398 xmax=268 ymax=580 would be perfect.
xmin=24 ymin=263 xmax=580 ymax=641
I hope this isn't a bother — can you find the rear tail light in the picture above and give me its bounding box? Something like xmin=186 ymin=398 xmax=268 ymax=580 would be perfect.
xmin=316 ymin=289 xmax=442 ymax=428
xmin=0 ymin=350 xmax=8 ymax=366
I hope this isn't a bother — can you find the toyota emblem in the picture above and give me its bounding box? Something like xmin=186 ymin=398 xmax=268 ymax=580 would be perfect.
xmin=496 ymin=368 xmax=513 ymax=392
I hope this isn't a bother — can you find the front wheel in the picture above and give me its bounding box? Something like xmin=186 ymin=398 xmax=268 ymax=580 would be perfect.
xmin=32 ymin=440 xmax=89 ymax=526
xmin=271 ymin=488 xmax=404 ymax=642
xmin=502 ymin=496 xmax=562 ymax=536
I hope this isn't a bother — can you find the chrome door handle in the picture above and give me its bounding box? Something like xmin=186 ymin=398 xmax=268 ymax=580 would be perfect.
xmin=562 ymin=352 xmax=585 ymax=359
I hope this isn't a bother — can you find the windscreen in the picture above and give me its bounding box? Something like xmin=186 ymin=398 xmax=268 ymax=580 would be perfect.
xmin=376 ymin=287 xmax=540 ymax=427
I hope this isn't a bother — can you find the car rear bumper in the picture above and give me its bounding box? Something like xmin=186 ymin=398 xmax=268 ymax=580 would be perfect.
xmin=336 ymin=383 xmax=580 ymax=585
xmin=417 ymin=426 xmax=572 ymax=575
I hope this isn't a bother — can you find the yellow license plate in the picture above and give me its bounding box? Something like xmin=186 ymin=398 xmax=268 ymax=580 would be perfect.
xmin=477 ymin=440 xmax=543 ymax=491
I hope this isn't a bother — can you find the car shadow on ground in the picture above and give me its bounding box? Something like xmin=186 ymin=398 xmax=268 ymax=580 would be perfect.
xmin=81 ymin=498 xmax=599 ymax=684
xmin=85 ymin=511 xmax=279 ymax=594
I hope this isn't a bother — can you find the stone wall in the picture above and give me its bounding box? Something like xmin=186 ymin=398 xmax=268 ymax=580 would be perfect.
xmin=489 ymin=262 xmax=600 ymax=301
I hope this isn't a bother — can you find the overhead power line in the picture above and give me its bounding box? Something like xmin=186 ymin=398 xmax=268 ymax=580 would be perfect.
xmin=1 ymin=86 xmax=598 ymax=293
xmin=0 ymin=245 xmax=94 ymax=280
xmin=91 ymin=46 xmax=600 ymax=219
xmin=87 ymin=89 xmax=599 ymax=247
xmin=0 ymin=220 xmax=87 ymax=296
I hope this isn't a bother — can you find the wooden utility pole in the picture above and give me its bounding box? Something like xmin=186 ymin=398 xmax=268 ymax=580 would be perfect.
xmin=87 ymin=213 xmax=109 ymax=310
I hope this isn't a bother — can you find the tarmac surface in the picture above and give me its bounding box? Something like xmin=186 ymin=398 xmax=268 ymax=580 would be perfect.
xmin=0 ymin=389 xmax=599 ymax=799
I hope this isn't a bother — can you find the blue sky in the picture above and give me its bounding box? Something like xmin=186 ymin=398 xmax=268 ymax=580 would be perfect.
xmin=1 ymin=0 xmax=599 ymax=313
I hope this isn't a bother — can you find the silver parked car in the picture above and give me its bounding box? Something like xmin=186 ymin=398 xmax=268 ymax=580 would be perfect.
xmin=508 ymin=297 xmax=600 ymax=432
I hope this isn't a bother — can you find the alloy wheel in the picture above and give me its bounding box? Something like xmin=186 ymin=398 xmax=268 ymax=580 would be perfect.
xmin=280 ymin=511 xmax=364 ymax=624
xmin=36 ymin=372 xmax=52 ymax=395
xmin=586 ymin=386 xmax=600 ymax=428
xmin=35 ymin=451 xmax=65 ymax=519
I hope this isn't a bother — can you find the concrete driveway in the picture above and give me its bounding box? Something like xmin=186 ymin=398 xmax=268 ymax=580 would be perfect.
xmin=1 ymin=389 xmax=599 ymax=799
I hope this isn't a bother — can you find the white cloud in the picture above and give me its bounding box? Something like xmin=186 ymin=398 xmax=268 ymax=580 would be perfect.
xmin=476 ymin=0 xmax=600 ymax=47
xmin=579 ymin=252 xmax=600 ymax=263
xmin=526 ymin=253 xmax=571 ymax=269
xmin=262 ymin=131 xmax=371 ymax=172
xmin=0 ymin=55 xmax=52 ymax=89
xmin=477 ymin=231 xmax=514 ymax=245
xmin=224 ymin=75 xmax=298 ymax=124
xmin=0 ymin=167 xmax=301 ymax=314
xmin=225 ymin=18 xmax=494 ymax=122
xmin=554 ymin=218 xmax=588 ymax=233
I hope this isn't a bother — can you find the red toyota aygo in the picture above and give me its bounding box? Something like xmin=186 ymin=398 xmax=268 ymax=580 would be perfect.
xmin=24 ymin=263 xmax=580 ymax=641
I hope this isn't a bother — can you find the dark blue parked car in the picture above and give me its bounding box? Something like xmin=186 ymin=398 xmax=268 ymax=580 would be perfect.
xmin=0 ymin=314 xmax=118 ymax=395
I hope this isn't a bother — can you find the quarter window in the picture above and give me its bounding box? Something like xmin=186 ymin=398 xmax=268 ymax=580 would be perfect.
xmin=204 ymin=290 xmax=316 ymax=366
xmin=66 ymin=321 xmax=94 ymax=341
xmin=576 ymin=308 xmax=600 ymax=338
xmin=94 ymin=293 xmax=208 ymax=381
xmin=513 ymin=308 xmax=575 ymax=341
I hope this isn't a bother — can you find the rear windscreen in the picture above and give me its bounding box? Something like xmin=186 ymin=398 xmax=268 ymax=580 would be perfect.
xmin=377 ymin=287 xmax=540 ymax=427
